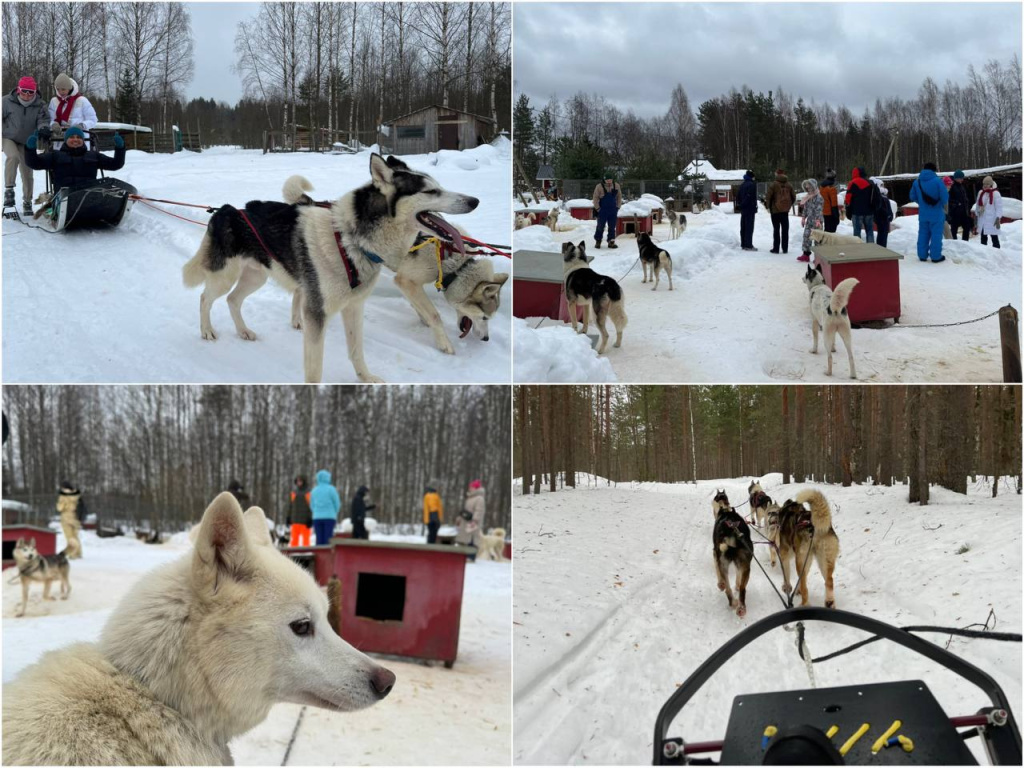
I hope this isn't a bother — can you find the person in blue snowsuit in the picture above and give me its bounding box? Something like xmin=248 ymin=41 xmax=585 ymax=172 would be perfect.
xmin=310 ymin=469 xmax=341 ymax=545
xmin=909 ymin=162 xmax=949 ymax=263
xmin=591 ymin=174 xmax=621 ymax=249
xmin=737 ymin=170 xmax=758 ymax=251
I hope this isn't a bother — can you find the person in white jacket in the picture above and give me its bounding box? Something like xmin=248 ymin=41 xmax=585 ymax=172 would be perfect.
xmin=974 ymin=176 xmax=1004 ymax=249
xmin=48 ymin=73 xmax=98 ymax=138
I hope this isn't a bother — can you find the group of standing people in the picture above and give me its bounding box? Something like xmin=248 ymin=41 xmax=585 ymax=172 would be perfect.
xmin=284 ymin=471 xmax=374 ymax=547
xmin=910 ymin=165 xmax=1004 ymax=261
xmin=422 ymin=480 xmax=487 ymax=555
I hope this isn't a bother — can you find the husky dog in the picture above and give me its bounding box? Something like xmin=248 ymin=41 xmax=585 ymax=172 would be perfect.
xmin=636 ymin=232 xmax=674 ymax=291
xmin=666 ymin=208 xmax=687 ymax=240
xmin=711 ymin=488 xmax=730 ymax=517
xmin=776 ymin=489 xmax=840 ymax=608
xmin=562 ymin=241 xmax=627 ymax=354
xmin=747 ymin=479 xmax=773 ymax=527
xmin=809 ymin=229 xmax=864 ymax=247
xmin=764 ymin=502 xmax=781 ymax=567
xmin=478 ymin=527 xmax=507 ymax=562
xmin=182 ymin=153 xmax=479 ymax=383
xmin=712 ymin=506 xmax=752 ymax=617
xmin=11 ymin=538 xmax=70 ymax=617
xmin=515 ymin=212 xmax=536 ymax=230
xmin=284 ymin=176 xmax=507 ymax=354
xmin=547 ymin=207 xmax=561 ymax=232
xmin=2 ymin=493 xmax=395 ymax=766
xmin=803 ymin=265 xmax=858 ymax=379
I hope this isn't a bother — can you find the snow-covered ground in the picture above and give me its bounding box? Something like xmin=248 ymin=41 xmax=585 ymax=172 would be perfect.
xmin=513 ymin=205 xmax=1022 ymax=382
xmin=2 ymin=141 xmax=512 ymax=383
xmin=513 ymin=475 xmax=1022 ymax=764
xmin=3 ymin=529 xmax=511 ymax=765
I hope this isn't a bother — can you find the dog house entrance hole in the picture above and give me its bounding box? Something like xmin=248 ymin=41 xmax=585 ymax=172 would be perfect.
xmin=355 ymin=573 xmax=406 ymax=622
xmin=2 ymin=541 xmax=15 ymax=561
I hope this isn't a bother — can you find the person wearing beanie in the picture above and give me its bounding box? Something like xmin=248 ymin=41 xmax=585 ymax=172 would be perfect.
xmin=843 ymin=167 xmax=880 ymax=243
xmin=737 ymin=170 xmax=758 ymax=250
xmin=591 ymin=172 xmax=622 ymax=249
xmin=456 ymin=479 xmax=487 ymax=559
xmin=947 ymin=169 xmax=973 ymax=241
xmin=764 ymin=169 xmax=796 ymax=254
xmin=2 ymin=75 xmax=51 ymax=215
xmin=974 ymin=176 xmax=1003 ymax=249
xmin=349 ymin=485 xmax=375 ymax=540
xmin=48 ymin=73 xmax=98 ymax=138
xmin=798 ymin=178 xmax=823 ymax=262
xmin=819 ymin=168 xmax=841 ymax=232
xmin=56 ymin=480 xmax=84 ymax=559
xmin=869 ymin=177 xmax=894 ymax=248
xmin=423 ymin=481 xmax=444 ymax=544
xmin=25 ymin=123 xmax=125 ymax=197
xmin=909 ymin=161 xmax=949 ymax=261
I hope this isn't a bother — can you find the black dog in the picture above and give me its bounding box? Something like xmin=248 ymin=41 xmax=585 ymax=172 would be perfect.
xmin=712 ymin=506 xmax=753 ymax=617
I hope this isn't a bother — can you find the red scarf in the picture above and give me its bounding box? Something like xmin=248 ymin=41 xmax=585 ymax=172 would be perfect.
xmin=55 ymin=93 xmax=80 ymax=125
xmin=978 ymin=188 xmax=995 ymax=207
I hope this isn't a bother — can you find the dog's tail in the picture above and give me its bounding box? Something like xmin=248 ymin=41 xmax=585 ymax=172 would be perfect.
xmin=829 ymin=277 xmax=859 ymax=314
xmin=182 ymin=236 xmax=210 ymax=288
xmin=794 ymin=489 xmax=832 ymax=532
xmin=283 ymin=175 xmax=315 ymax=205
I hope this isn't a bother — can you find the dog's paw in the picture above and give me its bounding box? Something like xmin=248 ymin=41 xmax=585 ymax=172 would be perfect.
xmin=60 ymin=595 xmax=68 ymax=600
xmin=358 ymin=374 xmax=386 ymax=384
xmin=238 ymin=329 xmax=258 ymax=341
xmin=15 ymin=611 xmax=25 ymax=618
xmin=717 ymin=580 xmax=726 ymax=592
xmin=437 ymin=339 xmax=455 ymax=355
xmin=825 ymin=599 xmax=836 ymax=609
xmin=736 ymin=604 xmax=746 ymax=618
xmin=201 ymin=328 xmax=218 ymax=341
xmin=292 ymin=319 xmax=303 ymax=331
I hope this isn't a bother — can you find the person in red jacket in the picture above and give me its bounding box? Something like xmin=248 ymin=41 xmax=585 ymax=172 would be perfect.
xmin=843 ymin=167 xmax=879 ymax=243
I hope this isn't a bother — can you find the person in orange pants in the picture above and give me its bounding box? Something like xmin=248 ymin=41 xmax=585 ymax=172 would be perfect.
xmin=288 ymin=474 xmax=312 ymax=547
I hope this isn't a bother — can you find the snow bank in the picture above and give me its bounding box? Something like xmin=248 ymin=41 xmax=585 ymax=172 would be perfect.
xmin=513 ymin=318 xmax=616 ymax=382
xmin=1001 ymin=197 xmax=1022 ymax=220
xmin=514 ymin=225 xmax=559 ymax=252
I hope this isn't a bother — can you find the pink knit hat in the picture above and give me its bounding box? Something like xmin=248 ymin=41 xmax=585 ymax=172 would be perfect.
xmin=469 ymin=479 xmax=482 ymax=490
xmin=18 ymin=76 xmax=37 ymax=92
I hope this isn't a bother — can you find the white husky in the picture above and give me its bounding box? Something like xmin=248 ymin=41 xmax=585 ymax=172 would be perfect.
xmin=2 ymin=493 xmax=395 ymax=766
xmin=803 ymin=264 xmax=859 ymax=379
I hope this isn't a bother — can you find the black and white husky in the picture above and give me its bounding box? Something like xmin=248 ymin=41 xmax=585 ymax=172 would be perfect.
xmin=802 ymin=264 xmax=858 ymax=379
xmin=562 ymin=241 xmax=627 ymax=354
xmin=182 ymin=154 xmax=479 ymax=383
xmin=666 ymin=208 xmax=687 ymax=240
xmin=636 ymin=232 xmax=674 ymax=291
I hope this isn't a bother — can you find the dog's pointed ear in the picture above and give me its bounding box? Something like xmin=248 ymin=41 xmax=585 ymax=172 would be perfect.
xmin=369 ymin=153 xmax=394 ymax=186
xmin=243 ymin=507 xmax=273 ymax=547
xmin=28 ymin=537 xmax=35 ymax=548
xmin=578 ymin=240 xmax=587 ymax=250
xmin=385 ymin=155 xmax=409 ymax=171
xmin=193 ymin=492 xmax=254 ymax=587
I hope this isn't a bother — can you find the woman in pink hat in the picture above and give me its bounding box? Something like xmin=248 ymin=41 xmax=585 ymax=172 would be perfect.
xmin=456 ymin=479 xmax=487 ymax=559
xmin=2 ymin=76 xmax=51 ymax=215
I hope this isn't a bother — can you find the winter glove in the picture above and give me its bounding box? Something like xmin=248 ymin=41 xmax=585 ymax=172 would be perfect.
xmin=72 ymin=122 xmax=85 ymax=129
xmin=25 ymin=132 xmax=37 ymax=150
xmin=50 ymin=121 xmax=60 ymax=132
xmin=995 ymin=220 xmax=1001 ymax=229
xmin=113 ymin=132 xmax=125 ymax=149
xmin=37 ymin=125 xmax=51 ymax=141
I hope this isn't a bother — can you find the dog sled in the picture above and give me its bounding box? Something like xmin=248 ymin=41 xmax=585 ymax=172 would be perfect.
xmin=654 ymin=607 xmax=1021 ymax=765
xmin=35 ymin=177 xmax=138 ymax=232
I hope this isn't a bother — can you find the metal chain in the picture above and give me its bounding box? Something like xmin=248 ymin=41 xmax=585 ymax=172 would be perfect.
xmin=888 ymin=307 xmax=1003 ymax=329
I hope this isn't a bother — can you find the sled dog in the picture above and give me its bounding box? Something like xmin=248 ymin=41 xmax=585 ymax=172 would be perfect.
xmin=547 ymin=207 xmax=561 ymax=232
xmin=747 ymin=480 xmax=774 ymax=527
xmin=182 ymin=153 xmax=479 ymax=382
xmin=11 ymin=538 xmax=70 ymax=617
xmin=636 ymin=232 xmax=674 ymax=291
xmin=284 ymin=176 xmax=507 ymax=354
xmin=764 ymin=502 xmax=781 ymax=568
xmin=2 ymin=493 xmax=395 ymax=766
xmin=803 ymin=264 xmax=858 ymax=378
xmin=515 ymin=212 xmax=536 ymax=230
xmin=711 ymin=488 xmax=731 ymax=517
xmin=776 ymin=489 xmax=840 ymax=608
xmin=666 ymin=208 xmax=687 ymax=240
xmin=712 ymin=505 xmax=752 ymax=618
xmin=809 ymin=229 xmax=864 ymax=247
xmin=562 ymin=241 xmax=627 ymax=354
xmin=478 ymin=527 xmax=507 ymax=562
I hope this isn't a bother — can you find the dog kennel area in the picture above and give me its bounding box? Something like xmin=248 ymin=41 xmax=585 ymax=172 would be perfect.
xmin=1 ymin=525 xmax=57 ymax=569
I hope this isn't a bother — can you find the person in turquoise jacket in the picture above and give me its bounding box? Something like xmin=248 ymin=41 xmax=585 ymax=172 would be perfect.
xmin=310 ymin=469 xmax=341 ymax=545
xmin=909 ymin=162 xmax=949 ymax=263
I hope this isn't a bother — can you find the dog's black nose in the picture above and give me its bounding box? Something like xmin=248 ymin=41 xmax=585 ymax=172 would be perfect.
xmin=481 ymin=336 xmax=489 ymax=342
xmin=370 ymin=667 xmax=396 ymax=698
xmin=465 ymin=196 xmax=479 ymax=211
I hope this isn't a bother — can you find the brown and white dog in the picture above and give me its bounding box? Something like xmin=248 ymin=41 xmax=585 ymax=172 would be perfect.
xmin=776 ymin=489 xmax=840 ymax=607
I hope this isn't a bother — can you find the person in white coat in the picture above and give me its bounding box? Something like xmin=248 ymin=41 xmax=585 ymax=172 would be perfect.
xmin=48 ymin=73 xmax=98 ymax=139
xmin=974 ymin=176 xmax=1003 ymax=249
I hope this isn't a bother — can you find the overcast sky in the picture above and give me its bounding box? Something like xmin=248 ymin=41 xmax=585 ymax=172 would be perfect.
xmin=185 ymin=2 xmax=260 ymax=104
xmin=514 ymin=2 xmax=1022 ymax=119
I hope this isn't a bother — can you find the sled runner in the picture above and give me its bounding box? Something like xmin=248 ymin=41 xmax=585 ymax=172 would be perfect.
xmin=654 ymin=607 xmax=1021 ymax=765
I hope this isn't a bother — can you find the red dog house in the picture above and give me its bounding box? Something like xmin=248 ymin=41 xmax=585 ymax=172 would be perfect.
xmin=513 ymin=249 xmax=585 ymax=323
xmin=282 ymin=544 xmax=335 ymax=586
xmin=516 ymin=207 xmax=550 ymax=226
xmin=813 ymin=244 xmax=903 ymax=324
xmin=568 ymin=201 xmax=595 ymax=220
xmin=330 ymin=539 xmax=472 ymax=667
xmin=503 ymin=540 xmax=512 ymax=560
xmin=2 ymin=525 xmax=57 ymax=570
xmin=615 ymin=214 xmax=653 ymax=237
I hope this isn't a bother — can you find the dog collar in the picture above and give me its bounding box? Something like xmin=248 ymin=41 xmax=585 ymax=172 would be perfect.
xmin=441 ymin=258 xmax=475 ymax=291
xmin=363 ymin=249 xmax=384 ymax=265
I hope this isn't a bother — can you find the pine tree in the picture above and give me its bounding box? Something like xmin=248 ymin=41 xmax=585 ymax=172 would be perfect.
xmin=114 ymin=67 xmax=140 ymax=125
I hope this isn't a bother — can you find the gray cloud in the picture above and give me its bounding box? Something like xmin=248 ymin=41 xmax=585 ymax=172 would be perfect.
xmin=514 ymin=2 xmax=1022 ymax=118
xmin=186 ymin=2 xmax=262 ymax=105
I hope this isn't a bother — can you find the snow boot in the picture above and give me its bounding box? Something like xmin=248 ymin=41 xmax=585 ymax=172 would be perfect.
xmin=594 ymin=239 xmax=601 ymax=249
xmin=607 ymin=240 xmax=618 ymax=249
xmin=22 ymin=200 xmax=33 ymax=217
xmin=797 ymin=252 xmax=810 ymax=262
xmin=3 ymin=187 xmax=14 ymax=208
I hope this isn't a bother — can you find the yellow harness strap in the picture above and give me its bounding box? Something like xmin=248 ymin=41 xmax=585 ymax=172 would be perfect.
xmin=409 ymin=236 xmax=444 ymax=289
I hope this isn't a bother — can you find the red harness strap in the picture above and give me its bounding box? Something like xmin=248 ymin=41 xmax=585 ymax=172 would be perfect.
xmin=239 ymin=210 xmax=279 ymax=264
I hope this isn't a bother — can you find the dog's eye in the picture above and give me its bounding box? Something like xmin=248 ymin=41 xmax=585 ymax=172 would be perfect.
xmin=426 ymin=189 xmax=441 ymax=196
xmin=289 ymin=619 xmax=313 ymax=637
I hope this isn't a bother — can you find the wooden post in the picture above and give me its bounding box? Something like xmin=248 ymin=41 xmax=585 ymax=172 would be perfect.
xmin=999 ymin=305 xmax=1021 ymax=383
xmin=327 ymin=573 xmax=342 ymax=636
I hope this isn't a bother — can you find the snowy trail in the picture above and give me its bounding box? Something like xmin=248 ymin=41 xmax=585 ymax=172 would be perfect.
xmin=514 ymin=207 xmax=1021 ymax=382
xmin=513 ymin=476 xmax=1022 ymax=764
xmin=2 ymin=144 xmax=512 ymax=383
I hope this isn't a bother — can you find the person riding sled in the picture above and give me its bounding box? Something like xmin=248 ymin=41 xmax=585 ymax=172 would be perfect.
xmin=24 ymin=126 xmax=125 ymax=197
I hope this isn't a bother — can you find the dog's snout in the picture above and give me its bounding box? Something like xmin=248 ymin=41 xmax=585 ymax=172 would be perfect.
xmin=464 ymin=195 xmax=479 ymax=211
xmin=481 ymin=335 xmax=489 ymax=342
xmin=370 ymin=667 xmax=396 ymax=698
